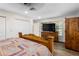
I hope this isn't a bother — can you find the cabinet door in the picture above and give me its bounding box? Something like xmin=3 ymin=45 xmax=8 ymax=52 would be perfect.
xmin=69 ymin=19 xmax=76 ymax=50
xmin=0 ymin=17 xmax=6 ymax=40
xmin=75 ymin=32 xmax=79 ymax=51
xmin=74 ymin=18 xmax=79 ymax=51
xmin=65 ymin=18 xmax=71 ymax=48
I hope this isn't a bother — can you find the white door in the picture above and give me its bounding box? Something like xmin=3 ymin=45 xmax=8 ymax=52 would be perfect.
xmin=0 ymin=17 xmax=6 ymax=40
xmin=33 ymin=23 xmax=41 ymax=36
xmin=6 ymin=19 xmax=30 ymax=38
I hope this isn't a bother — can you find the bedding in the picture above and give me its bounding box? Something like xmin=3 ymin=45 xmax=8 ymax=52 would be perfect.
xmin=0 ymin=38 xmax=52 ymax=56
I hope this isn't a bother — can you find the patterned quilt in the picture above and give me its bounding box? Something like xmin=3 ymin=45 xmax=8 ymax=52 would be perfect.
xmin=0 ymin=38 xmax=52 ymax=56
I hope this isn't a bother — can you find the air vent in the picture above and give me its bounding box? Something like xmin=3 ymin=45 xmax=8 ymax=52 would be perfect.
xmin=23 ymin=3 xmax=45 ymax=11
xmin=24 ymin=3 xmax=32 ymax=6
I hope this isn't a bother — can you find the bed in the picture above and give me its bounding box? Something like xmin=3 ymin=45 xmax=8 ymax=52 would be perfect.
xmin=0 ymin=32 xmax=54 ymax=56
xmin=18 ymin=32 xmax=55 ymax=54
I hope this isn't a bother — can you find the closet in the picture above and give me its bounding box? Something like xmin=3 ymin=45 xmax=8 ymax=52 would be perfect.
xmin=0 ymin=16 xmax=31 ymax=39
xmin=65 ymin=17 xmax=79 ymax=51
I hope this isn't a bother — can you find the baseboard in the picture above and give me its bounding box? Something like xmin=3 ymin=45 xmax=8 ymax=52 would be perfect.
xmin=55 ymin=41 xmax=65 ymax=43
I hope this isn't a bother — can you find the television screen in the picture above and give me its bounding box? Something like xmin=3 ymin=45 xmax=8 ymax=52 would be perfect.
xmin=42 ymin=23 xmax=55 ymax=32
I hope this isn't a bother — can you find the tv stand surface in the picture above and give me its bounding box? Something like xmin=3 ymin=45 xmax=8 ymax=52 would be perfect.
xmin=41 ymin=31 xmax=58 ymax=42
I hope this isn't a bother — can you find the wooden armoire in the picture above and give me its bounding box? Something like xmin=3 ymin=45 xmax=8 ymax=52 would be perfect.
xmin=65 ymin=17 xmax=79 ymax=51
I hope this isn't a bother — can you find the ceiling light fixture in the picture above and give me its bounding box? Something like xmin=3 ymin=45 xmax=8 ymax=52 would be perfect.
xmin=38 ymin=16 xmax=41 ymax=19
xmin=25 ymin=11 xmax=28 ymax=14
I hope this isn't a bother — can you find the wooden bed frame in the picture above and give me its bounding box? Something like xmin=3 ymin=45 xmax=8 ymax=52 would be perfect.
xmin=18 ymin=32 xmax=55 ymax=54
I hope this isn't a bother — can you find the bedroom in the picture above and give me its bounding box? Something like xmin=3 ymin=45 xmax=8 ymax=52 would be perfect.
xmin=0 ymin=3 xmax=79 ymax=56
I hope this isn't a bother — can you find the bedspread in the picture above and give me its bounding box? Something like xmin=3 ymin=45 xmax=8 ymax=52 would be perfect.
xmin=0 ymin=38 xmax=52 ymax=56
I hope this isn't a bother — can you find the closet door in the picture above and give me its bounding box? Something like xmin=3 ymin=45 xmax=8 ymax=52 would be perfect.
xmin=0 ymin=17 xmax=6 ymax=40
xmin=6 ymin=19 xmax=30 ymax=38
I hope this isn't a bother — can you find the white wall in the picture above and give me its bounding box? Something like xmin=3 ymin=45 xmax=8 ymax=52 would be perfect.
xmin=33 ymin=18 xmax=65 ymax=42
xmin=0 ymin=17 xmax=6 ymax=40
xmin=0 ymin=9 xmax=33 ymax=40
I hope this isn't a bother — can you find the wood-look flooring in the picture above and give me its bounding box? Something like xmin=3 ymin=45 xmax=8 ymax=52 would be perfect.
xmin=54 ymin=42 xmax=79 ymax=56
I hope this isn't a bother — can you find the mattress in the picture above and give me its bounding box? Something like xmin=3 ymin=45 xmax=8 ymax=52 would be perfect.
xmin=0 ymin=38 xmax=52 ymax=56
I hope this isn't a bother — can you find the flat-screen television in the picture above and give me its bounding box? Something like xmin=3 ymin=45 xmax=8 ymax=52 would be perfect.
xmin=42 ymin=23 xmax=55 ymax=32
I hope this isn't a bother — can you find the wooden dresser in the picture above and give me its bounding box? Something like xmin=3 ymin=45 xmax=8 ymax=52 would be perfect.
xmin=65 ymin=17 xmax=79 ymax=51
xmin=41 ymin=31 xmax=58 ymax=42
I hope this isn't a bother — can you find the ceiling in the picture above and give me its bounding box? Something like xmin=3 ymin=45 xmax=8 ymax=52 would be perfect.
xmin=0 ymin=3 xmax=79 ymax=20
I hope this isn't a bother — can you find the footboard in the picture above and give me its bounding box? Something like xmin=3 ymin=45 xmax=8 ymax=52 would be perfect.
xmin=18 ymin=32 xmax=54 ymax=54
